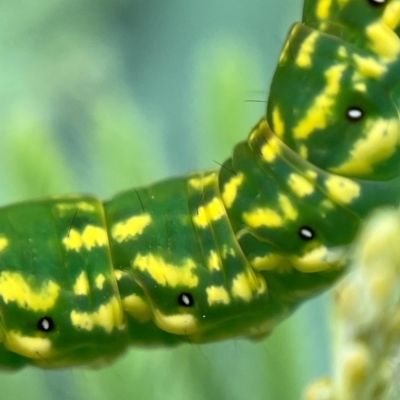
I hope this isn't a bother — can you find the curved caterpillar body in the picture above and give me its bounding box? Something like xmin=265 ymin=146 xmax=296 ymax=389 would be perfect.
xmin=1 ymin=0 xmax=400 ymax=369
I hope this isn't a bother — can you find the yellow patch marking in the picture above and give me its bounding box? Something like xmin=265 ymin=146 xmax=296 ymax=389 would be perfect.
xmin=320 ymin=199 xmax=335 ymax=211
xmin=111 ymin=214 xmax=152 ymax=243
xmin=272 ymin=106 xmax=285 ymax=138
xmin=296 ymin=31 xmax=318 ymax=68
xmin=207 ymin=250 xmax=222 ymax=272
xmin=221 ymin=245 xmax=235 ymax=259
xmin=325 ymin=176 xmax=360 ymax=204
xmin=95 ymin=274 xmax=106 ymax=289
xmin=82 ymin=226 xmax=107 ymax=249
xmin=294 ymin=64 xmax=346 ymax=139
xmin=261 ymin=136 xmax=281 ymax=163
xmin=56 ymin=201 xmax=95 ymax=213
xmin=256 ymin=275 xmax=267 ymax=295
xmin=353 ymin=54 xmax=386 ymax=79
xmin=121 ymin=294 xmax=152 ymax=323
xmin=292 ymin=246 xmax=332 ymax=272
xmin=316 ymin=0 xmax=332 ymax=19
xmin=338 ymin=46 xmax=348 ymax=59
xmin=193 ymin=197 xmax=225 ymax=228
xmin=231 ymin=272 xmax=265 ymax=301
xmin=70 ymin=296 xmax=123 ymax=333
xmin=206 ymin=286 xmax=230 ymax=306
xmin=249 ymin=127 xmax=257 ymax=142
xmin=133 ymin=254 xmax=198 ymax=288
xmin=288 ymin=173 xmax=314 ymax=197
xmin=306 ymin=170 xmax=317 ymax=180
xmin=243 ymin=208 xmax=283 ymax=228
xmin=5 ymin=332 xmax=52 ymax=359
xmin=278 ymin=194 xmax=298 ymax=221
xmin=188 ymin=173 xmax=216 ymax=190
xmin=153 ymin=310 xmax=198 ymax=335
xmin=250 ymin=253 xmax=283 ymax=271
xmin=63 ymin=225 xmax=108 ymax=251
xmin=332 ymin=118 xmax=399 ymax=176
xmin=366 ymin=22 xmax=400 ymax=60
xmin=353 ymin=82 xmax=367 ymax=92
xmin=0 ymin=237 xmax=8 ymax=252
xmin=299 ymin=145 xmax=308 ymax=159
xmin=383 ymin=2 xmax=400 ymax=30
xmin=114 ymin=270 xmax=124 ymax=280
xmin=73 ymin=272 xmax=89 ymax=296
xmin=231 ymin=273 xmax=253 ymax=301
xmin=0 ymin=272 xmax=60 ymax=311
xmin=62 ymin=230 xmax=81 ymax=251
xmin=222 ymin=172 xmax=244 ymax=209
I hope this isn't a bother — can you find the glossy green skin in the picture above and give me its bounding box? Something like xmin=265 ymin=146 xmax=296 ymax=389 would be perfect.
xmin=0 ymin=0 xmax=400 ymax=369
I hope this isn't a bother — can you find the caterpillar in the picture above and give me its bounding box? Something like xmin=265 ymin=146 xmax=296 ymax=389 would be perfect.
xmin=1 ymin=0 xmax=400 ymax=370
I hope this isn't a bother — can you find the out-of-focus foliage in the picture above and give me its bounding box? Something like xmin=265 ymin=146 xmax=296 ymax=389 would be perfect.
xmin=0 ymin=1 xmax=333 ymax=399
xmin=306 ymin=208 xmax=400 ymax=400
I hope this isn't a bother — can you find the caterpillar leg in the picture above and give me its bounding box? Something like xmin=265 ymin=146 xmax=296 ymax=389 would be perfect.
xmin=305 ymin=207 xmax=400 ymax=400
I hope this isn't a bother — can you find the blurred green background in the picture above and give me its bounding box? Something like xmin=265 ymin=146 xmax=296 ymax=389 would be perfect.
xmin=0 ymin=0 xmax=334 ymax=399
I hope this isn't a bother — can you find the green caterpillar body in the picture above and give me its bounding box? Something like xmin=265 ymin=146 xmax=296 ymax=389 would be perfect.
xmin=1 ymin=0 xmax=400 ymax=369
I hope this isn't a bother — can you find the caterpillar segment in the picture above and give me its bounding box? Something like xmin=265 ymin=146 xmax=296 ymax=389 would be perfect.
xmin=0 ymin=0 xmax=400 ymax=369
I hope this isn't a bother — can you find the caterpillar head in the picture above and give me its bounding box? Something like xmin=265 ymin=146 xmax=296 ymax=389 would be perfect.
xmin=267 ymin=2 xmax=400 ymax=181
